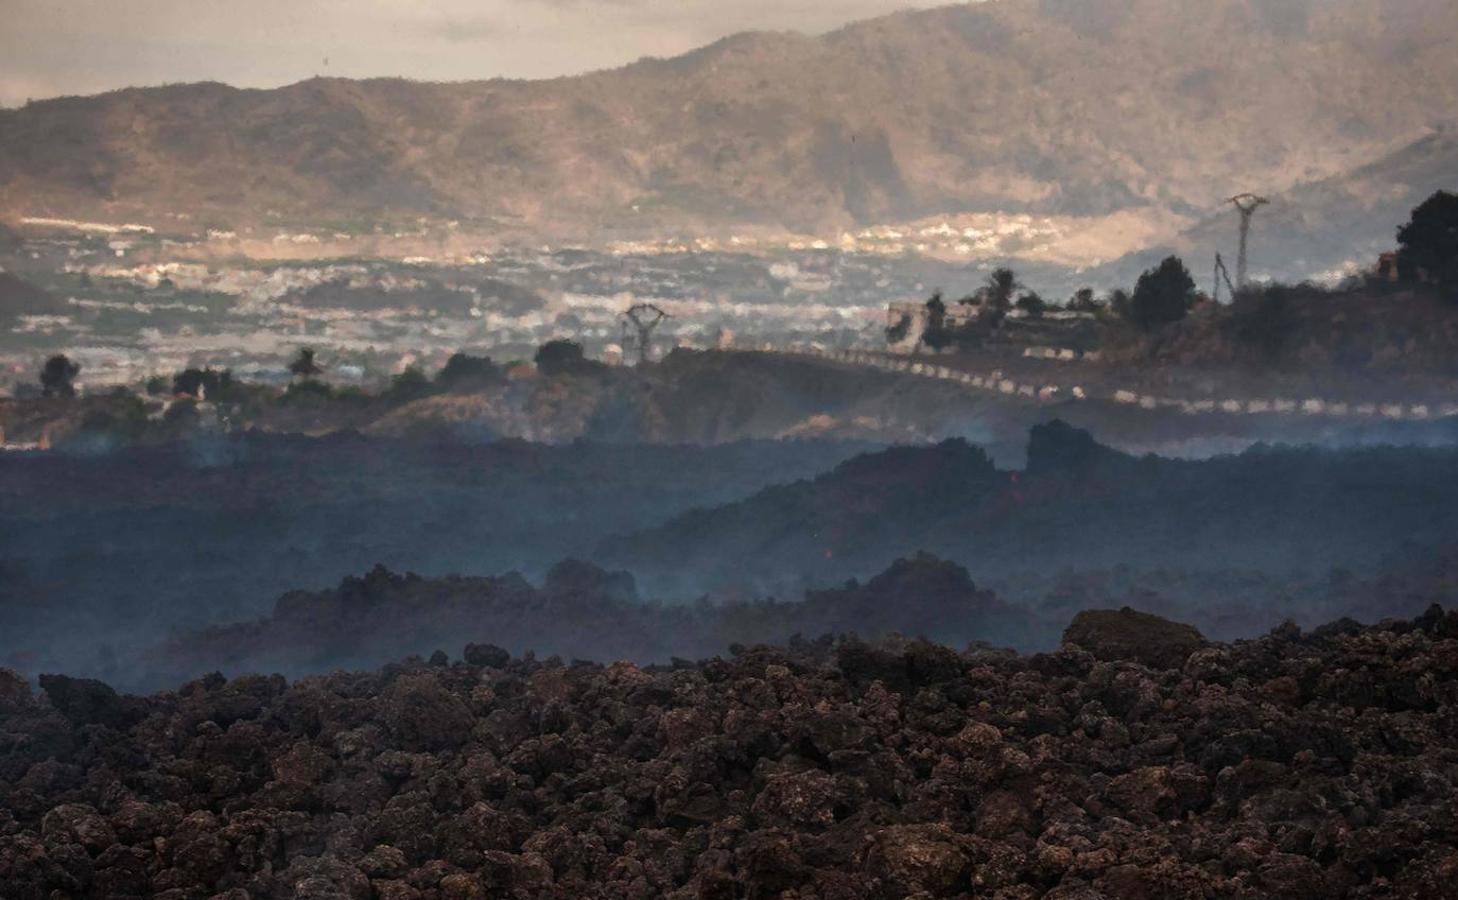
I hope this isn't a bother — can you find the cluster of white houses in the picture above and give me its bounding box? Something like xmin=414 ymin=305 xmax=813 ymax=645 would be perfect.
xmin=884 ymin=298 xmax=1097 ymax=354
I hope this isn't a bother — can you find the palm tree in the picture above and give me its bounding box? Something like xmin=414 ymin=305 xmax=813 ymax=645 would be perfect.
xmin=982 ymin=267 xmax=1020 ymax=312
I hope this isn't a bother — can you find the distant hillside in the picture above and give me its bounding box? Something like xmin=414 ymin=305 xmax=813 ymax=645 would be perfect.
xmin=599 ymin=422 xmax=1458 ymax=594
xmin=1106 ymin=280 xmax=1458 ymax=373
xmin=3 ymin=0 xmax=1457 ymax=239
xmin=1099 ymin=129 xmax=1458 ymax=287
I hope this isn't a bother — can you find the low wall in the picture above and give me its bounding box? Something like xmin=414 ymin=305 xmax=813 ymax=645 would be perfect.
xmin=780 ymin=348 xmax=1458 ymax=421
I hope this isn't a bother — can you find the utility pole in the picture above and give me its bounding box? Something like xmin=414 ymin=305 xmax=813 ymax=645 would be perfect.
xmin=1227 ymin=193 xmax=1269 ymax=291
xmin=1212 ymin=253 xmax=1237 ymax=304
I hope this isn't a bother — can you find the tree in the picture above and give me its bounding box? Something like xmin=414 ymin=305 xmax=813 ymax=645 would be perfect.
xmin=385 ymin=366 xmax=432 ymax=404
xmin=534 ymin=339 xmax=593 ymax=376
xmin=886 ymin=314 xmax=912 ymax=345
xmin=172 ymin=368 xmax=207 ymax=398
xmin=1396 ymin=190 xmax=1458 ymax=292
xmin=1108 ymin=289 xmax=1132 ymax=320
xmin=172 ymin=367 xmax=236 ymax=401
xmin=40 ymin=354 xmax=80 ymax=398
xmin=435 ymin=353 xmax=504 ymax=391
xmin=1015 ymin=292 xmax=1046 ymax=318
xmin=980 ymin=267 xmax=1020 ymax=313
xmin=1067 ymin=287 xmax=1101 ymax=312
xmin=289 ymin=348 xmax=323 ymax=379
xmin=1129 ymin=256 xmax=1196 ymax=329
xmin=922 ymin=292 xmax=953 ymax=350
xmin=1233 ymin=285 xmax=1300 ymax=361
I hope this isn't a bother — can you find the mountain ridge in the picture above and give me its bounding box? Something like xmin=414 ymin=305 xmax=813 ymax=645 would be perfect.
xmin=598 ymin=424 xmax=1458 ymax=597
xmin=3 ymin=0 xmax=1457 ymax=242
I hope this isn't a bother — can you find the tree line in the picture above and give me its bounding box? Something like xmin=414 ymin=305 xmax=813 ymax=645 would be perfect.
xmin=901 ymin=188 xmax=1458 ymax=352
xmin=27 ymin=336 xmax=620 ymax=409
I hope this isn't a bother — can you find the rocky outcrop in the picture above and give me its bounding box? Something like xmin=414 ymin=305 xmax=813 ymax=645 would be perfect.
xmin=148 ymin=554 xmax=1024 ymax=685
xmin=1024 ymin=419 xmax=1127 ymax=478
xmin=1061 ymin=606 xmax=1209 ymax=669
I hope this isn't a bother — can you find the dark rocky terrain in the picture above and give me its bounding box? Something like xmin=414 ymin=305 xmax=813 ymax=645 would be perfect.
xmin=0 ymin=433 xmax=869 ymax=678
xmin=9 ymin=419 xmax=1458 ymax=687
xmin=137 ymin=540 xmax=1458 ymax=695
xmin=2 ymin=605 xmax=1457 ymax=899
xmin=142 ymin=554 xmax=1025 ymax=690
xmin=603 ymin=421 xmax=1458 ymax=599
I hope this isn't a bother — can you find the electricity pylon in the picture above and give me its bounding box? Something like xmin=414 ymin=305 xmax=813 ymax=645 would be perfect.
xmin=623 ymin=303 xmax=670 ymax=365
xmin=1227 ymin=193 xmax=1269 ymax=290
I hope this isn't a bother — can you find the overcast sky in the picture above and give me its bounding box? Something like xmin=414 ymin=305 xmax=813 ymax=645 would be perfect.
xmin=0 ymin=0 xmax=958 ymax=107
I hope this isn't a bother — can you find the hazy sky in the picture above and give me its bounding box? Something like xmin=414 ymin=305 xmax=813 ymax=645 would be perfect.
xmin=0 ymin=0 xmax=957 ymax=107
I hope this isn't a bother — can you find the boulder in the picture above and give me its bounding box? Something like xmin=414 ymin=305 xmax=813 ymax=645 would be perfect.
xmin=1062 ymin=607 xmax=1207 ymax=669
xmin=37 ymin=674 xmax=138 ymax=728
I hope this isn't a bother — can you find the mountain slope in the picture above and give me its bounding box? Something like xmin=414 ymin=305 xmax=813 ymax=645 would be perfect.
xmin=2 ymin=0 xmax=1457 ymax=238
xmin=1099 ymin=128 xmax=1458 ymax=286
